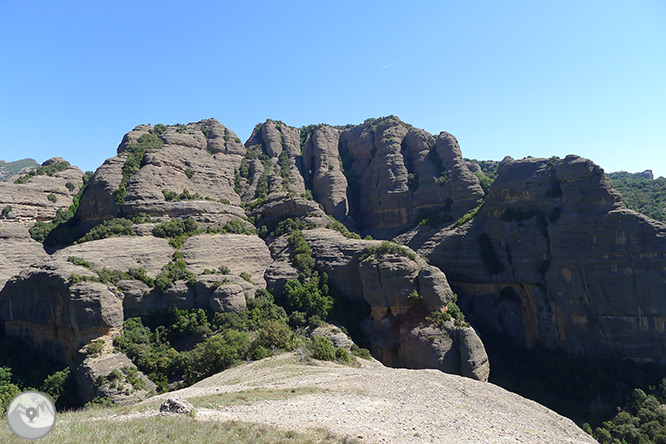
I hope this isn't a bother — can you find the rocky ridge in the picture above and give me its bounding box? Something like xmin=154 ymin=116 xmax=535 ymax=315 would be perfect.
xmin=1 ymin=115 xmax=665 ymax=417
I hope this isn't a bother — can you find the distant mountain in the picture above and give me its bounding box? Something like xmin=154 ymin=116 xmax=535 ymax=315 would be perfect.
xmin=0 ymin=158 xmax=39 ymax=182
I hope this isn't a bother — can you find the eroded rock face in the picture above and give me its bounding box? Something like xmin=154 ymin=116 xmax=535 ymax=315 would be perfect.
xmin=78 ymin=119 xmax=245 ymax=224
xmin=76 ymin=348 xmax=156 ymax=405
xmin=0 ymin=233 xmax=273 ymax=365
xmin=0 ymin=159 xmax=84 ymax=289
xmin=420 ymin=155 xmax=666 ymax=363
xmin=338 ymin=117 xmax=485 ymax=237
xmin=0 ymin=259 xmax=124 ymax=365
xmin=266 ymin=228 xmax=490 ymax=381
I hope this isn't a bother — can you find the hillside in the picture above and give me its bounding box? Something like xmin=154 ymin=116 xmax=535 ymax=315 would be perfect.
xmin=607 ymin=171 xmax=666 ymax=223
xmin=0 ymin=353 xmax=596 ymax=444
xmin=3 ymin=116 xmax=666 ymax=443
xmin=0 ymin=158 xmax=39 ymax=182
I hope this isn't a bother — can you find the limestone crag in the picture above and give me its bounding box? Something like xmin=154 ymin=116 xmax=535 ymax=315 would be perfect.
xmin=418 ymin=155 xmax=666 ymax=362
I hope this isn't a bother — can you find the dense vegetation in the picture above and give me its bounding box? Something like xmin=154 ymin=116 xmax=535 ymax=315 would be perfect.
xmin=152 ymin=217 xmax=254 ymax=248
xmin=114 ymin=291 xmax=364 ymax=393
xmin=609 ymin=173 xmax=666 ymax=223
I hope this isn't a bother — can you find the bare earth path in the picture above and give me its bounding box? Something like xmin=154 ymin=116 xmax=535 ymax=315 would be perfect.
xmin=137 ymin=353 xmax=596 ymax=444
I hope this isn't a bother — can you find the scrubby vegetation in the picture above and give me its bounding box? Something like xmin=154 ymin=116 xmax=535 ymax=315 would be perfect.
xmin=76 ymin=218 xmax=136 ymax=243
xmin=359 ymin=241 xmax=416 ymax=262
xmin=28 ymin=171 xmax=92 ymax=247
xmin=114 ymin=289 xmax=357 ymax=393
xmin=152 ymin=217 xmax=254 ymax=248
xmin=326 ymin=219 xmax=361 ymax=239
xmin=266 ymin=217 xmax=316 ymax=238
xmin=154 ymin=253 xmax=196 ymax=293
xmin=14 ymin=160 xmax=71 ymax=184
xmin=609 ymin=173 xmax=666 ymax=223
xmin=113 ymin=133 xmax=163 ymax=206
xmin=425 ymin=294 xmax=469 ymax=328
xmin=162 ymin=188 xmax=203 ymax=202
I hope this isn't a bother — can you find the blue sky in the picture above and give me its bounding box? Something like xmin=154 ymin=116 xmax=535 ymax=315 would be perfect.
xmin=1 ymin=1 xmax=665 ymax=177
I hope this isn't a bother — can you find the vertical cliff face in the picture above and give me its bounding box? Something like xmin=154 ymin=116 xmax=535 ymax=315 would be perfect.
xmin=418 ymin=155 xmax=666 ymax=362
xmin=337 ymin=117 xmax=485 ymax=237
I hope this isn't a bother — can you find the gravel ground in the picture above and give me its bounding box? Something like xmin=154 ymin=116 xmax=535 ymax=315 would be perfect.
xmin=138 ymin=353 xmax=597 ymax=444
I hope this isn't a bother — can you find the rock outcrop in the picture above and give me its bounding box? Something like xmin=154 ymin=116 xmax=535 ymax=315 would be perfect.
xmin=5 ymin=115 xmax=666 ymax=412
xmin=0 ymin=158 xmax=85 ymax=289
xmin=78 ymin=119 xmax=245 ymax=225
xmin=416 ymin=155 xmax=666 ymax=363
xmin=266 ymin=228 xmax=490 ymax=380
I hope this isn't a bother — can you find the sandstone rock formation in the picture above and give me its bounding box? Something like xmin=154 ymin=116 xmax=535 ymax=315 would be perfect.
xmin=415 ymin=155 xmax=666 ymax=363
xmin=266 ymin=228 xmax=490 ymax=380
xmin=4 ymin=115 xmax=666 ymax=418
xmin=0 ymin=158 xmax=85 ymax=289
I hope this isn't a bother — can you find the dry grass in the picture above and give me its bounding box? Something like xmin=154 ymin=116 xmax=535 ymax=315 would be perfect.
xmin=0 ymin=409 xmax=355 ymax=444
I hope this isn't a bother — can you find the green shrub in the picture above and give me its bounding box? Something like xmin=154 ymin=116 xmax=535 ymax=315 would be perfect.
xmin=350 ymin=344 xmax=372 ymax=360
xmin=326 ymin=219 xmax=361 ymax=239
xmin=153 ymin=218 xmax=200 ymax=248
xmin=426 ymin=294 xmax=468 ymax=328
xmin=85 ymin=339 xmax=105 ymax=358
xmin=256 ymin=320 xmax=293 ymax=350
xmin=76 ymin=218 xmax=136 ymax=244
xmin=282 ymin=273 xmax=334 ymax=320
xmin=452 ymin=200 xmax=485 ymax=228
xmin=65 ymin=182 xmax=77 ymax=191
xmin=359 ymin=241 xmax=416 ymax=262
xmin=335 ymin=347 xmax=352 ymax=363
xmin=47 ymin=193 xmax=57 ymax=203
xmin=239 ymin=272 xmax=253 ymax=283
xmin=311 ymin=335 xmax=336 ymax=361
xmin=407 ymin=290 xmax=423 ymax=305
xmin=221 ymin=218 xmax=253 ymax=234
xmin=182 ymin=330 xmax=252 ymax=385
xmin=184 ymin=168 xmax=194 ymax=179
xmin=155 ymin=258 xmax=196 ymax=293
xmin=218 ymin=265 xmax=231 ymax=274
xmin=1 ymin=205 xmax=11 ymax=217
xmin=40 ymin=368 xmax=72 ymax=404
xmin=288 ymin=230 xmax=316 ymax=277
xmin=270 ymin=218 xmax=316 ymax=238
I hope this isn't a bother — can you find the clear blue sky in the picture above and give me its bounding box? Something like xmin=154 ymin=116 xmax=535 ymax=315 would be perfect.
xmin=1 ymin=1 xmax=665 ymax=177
